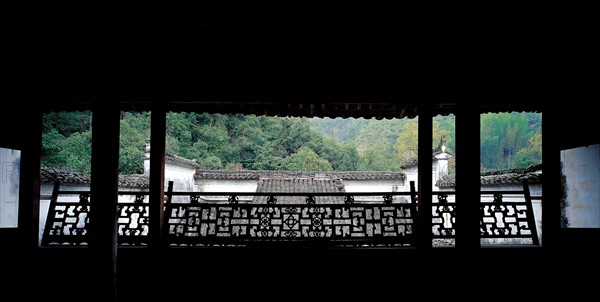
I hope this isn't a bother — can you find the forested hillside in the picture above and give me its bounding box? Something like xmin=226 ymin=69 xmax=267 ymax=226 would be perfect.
xmin=41 ymin=111 xmax=541 ymax=174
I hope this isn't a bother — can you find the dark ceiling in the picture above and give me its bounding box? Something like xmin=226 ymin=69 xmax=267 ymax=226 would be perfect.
xmin=8 ymin=10 xmax=591 ymax=117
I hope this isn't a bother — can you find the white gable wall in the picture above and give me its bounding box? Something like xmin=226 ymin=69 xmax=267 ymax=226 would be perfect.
xmin=0 ymin=148 xmax=20 ymax=228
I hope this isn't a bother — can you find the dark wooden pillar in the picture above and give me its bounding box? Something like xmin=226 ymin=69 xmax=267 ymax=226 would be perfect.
xmin=18 ymin=109 xmax=42 ymax=249
xmin=542 ymin=105 xmax=559 ymax=249
xmin=417 ymin=102 xmax=432 ymax=248
xmin=454 ymin=102 xmax=480 ymax=250
xmin=149 ymin=105 xmax=166 ymax=247
xmin=90 ymin=105 xmax=120 ymax=302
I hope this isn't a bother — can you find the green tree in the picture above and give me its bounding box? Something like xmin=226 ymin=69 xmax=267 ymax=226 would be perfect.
xmin=357 ymin=147 xmax=398 ymax=171
xmin=59 ymin=131 xmax=92 ymax=173
xmin=306 ymin=135 xmax=358 ymax=171
xmin=119 ymin=112 xmax=150 ymax=174
xmin=41 ymin=128 xmax=67 ymax=168
xmin=513 ymin=130 xmax=542 ymax=168
xmin=197 ymin=155 xmax=223 ymax=170
xmin=281 ymin=146 xmax=333 ymax=171
xmin=41 ymin=120 xmax=92 ymax=173
xmin=165 ymin=135 xmax=182 ymax=156
xmin=228 ymin=115 xmax=268 ymax=169
xmin=393 ymin=119 xmax=418 ymax=163
xmin=481 ymin=112 xmax=533 ymax=170
xmin=43 ymin=111 xmax=92 ymax=136
xmin=353 ymin=118 xmax=403 ymax=154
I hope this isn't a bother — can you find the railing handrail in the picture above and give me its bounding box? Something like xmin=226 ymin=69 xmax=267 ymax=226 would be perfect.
xmin=42 ymin=180 xmax=541 ymax=247
xmin=54 ymin=190 xmax=413 ymax=196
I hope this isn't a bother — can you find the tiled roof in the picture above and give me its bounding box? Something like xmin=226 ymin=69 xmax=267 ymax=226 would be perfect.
xmin=436 ymin=164 xmax=542 ymax=187
xmin=41 ymin=167 xmax=91 ymax=185
xmin=400 ymin=157 xmax=419 ymax=169
xmin=165 ymin=154 xmax=200 ymax=169
xmin=331 ymin=171 xmax=404 ymax=180
xmin=40 ymin=167 xmax=150 ymax=189
xmin=400 ymin=150 xmax=453 ymax=169
xmin=195 ymin=171 xmax=261 ymax=180
xmin=253 ymin=178 xmax=346 ymax=204
xmin=195 ymin=170 xmax=405 ymax=181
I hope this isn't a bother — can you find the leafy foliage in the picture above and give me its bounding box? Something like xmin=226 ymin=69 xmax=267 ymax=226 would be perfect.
xmin=513 ymin=130 xmax=542 ymax=168
xmin=41 ymin=111 xmax=542 ymax=174
xmin=281 ymin=146 xmax=333 ymax=171
xmin=481 ymin=112 xmax=539 ymax=170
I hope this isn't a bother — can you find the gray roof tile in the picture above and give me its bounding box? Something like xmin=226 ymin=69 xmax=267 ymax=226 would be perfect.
xmin=436 ymin=164 xmax=542 ymax=187
xmin=253 ymin=178 xmax=345 ymax=204
xmin=41 ymin=167 xmax=150 ymax=189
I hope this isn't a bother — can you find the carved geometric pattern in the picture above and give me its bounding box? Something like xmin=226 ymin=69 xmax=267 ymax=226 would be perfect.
xmin=134 ymin=194 xmax=145 ymax=204
xmin=267 ymin=195 xmax=277 ymax=204
xmin=383 ymin=194 xmax=393 ymax=204
xmin=306 ymin=207 xmax=327 ymax=237
xmin=42 ymin=189 xmax=538 ymax=246
xmin=43 ymin=201 xmax=90 ymax=245
xmin=117 ymin=194 xmax=150 ymax=246
xmin=42 ymin=194 xmax=150 ymax=246
xmin=431 ymin=192 xmax=538 ymax=243
xmin=432 ymin=194 xmax=456 ymax=238
xmin=79 ymin=193 xmax=90 ymax=210
xmin=165 ymin=203 xmax=416 ymax=247
xmin=480 ymin=202 xmax=534 ymax=239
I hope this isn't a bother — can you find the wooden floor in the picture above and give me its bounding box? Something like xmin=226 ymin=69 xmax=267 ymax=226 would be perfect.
xmin=6 ymin=242 xmax=598 ymax=301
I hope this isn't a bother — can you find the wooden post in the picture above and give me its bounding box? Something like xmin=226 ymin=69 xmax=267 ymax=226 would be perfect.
xmin=417 ymin=102 xmax=432 ymax=248
xmin=542 ymin=106 xmax=558 ymax=248
xmin=409 ymin=180 xmax=419 ymax=246
xmin=149 ymin=106 xmax=166 ymax=248
xmin=162 ymin=181 xmax=174 ymax=243
xmin=522 ymin=180 xmax=540 ymax=246
xmin=18 ymin=109 xmax=42 ymax=249
xmin=89 ymin=106 xmax=120 ymax=302
xmin=454 ymin=101 xmax=480 ymax=250
xmin=41 ymin=181 xmax=60 ymax=246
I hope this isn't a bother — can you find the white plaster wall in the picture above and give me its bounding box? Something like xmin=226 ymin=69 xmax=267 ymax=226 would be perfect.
xmin=404 ymin=167 xmax=419 ymax=192
xmin=164 ymin=164 xmax=196 ymax=203
xmin=344 ymin=179 xmax=408 ymax=202
xmin=561 ymin=143 xmax=600 ymax=228
xmin=404 ymin=161 xmax=447 ymax=192
xmin=195 ymin=179 xmax=258 ymax=202
xmin=0 ymin=148 xmax=20 ymax=228
xmin=434 ymin=159 xmax=450 ymax=182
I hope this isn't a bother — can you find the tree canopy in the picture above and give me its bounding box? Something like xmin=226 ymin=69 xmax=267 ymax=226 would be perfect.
xmin=41 ymin=111 xmax=541 ymax=174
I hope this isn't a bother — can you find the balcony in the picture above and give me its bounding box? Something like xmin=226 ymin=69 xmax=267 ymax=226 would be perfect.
xmin=41 ymin=180 xmax=539 ymax=247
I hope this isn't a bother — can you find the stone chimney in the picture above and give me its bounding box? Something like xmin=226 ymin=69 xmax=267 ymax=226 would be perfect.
xmin=433 ymin=141 xmax=453 ymax=182
xmin=143 ymin=142 xmax=151 ymax=176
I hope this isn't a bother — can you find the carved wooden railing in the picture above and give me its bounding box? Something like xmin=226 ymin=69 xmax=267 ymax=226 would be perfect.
xmin=162 ymin=197 xmax=416 ymax=248
xmin=41 ymin=180 xmax=540 ymax=247
xmin=432 ymin=180 xmax=540 ymax=245
xmin=41 ymin=181 xmax=151 ymax=246
xmin=41 ymin=181 xmax=417 ymax=247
